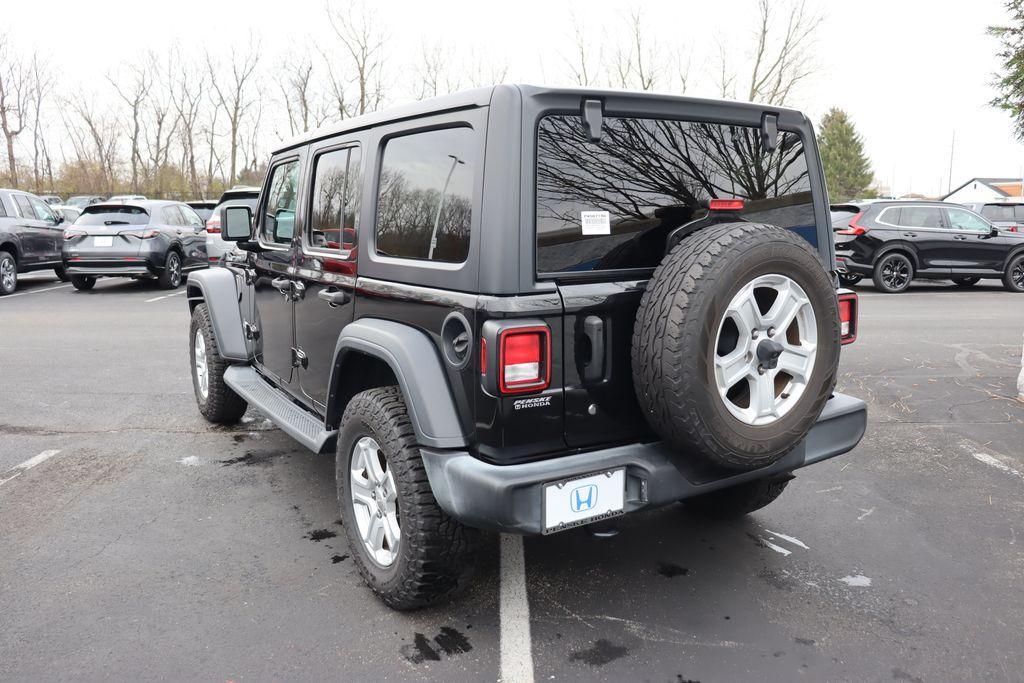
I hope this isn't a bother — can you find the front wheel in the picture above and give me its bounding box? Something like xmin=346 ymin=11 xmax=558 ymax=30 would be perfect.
xmin=190 ymin=303 xmax=247 ymax=423
xmin=158 ymin=251 xmax=183 ymax=289
xmin=70 ymin=275 xmax=96 ymax=291
xmin=683 ymin=477 xmax=790 ymax=519
xmin=1004 ymin=254 xmax=1024 ymax=293
xmin=952 ymin=276 xmax=980 ymax=287
xmin=337 ymin=386 xmax=478 ymax=610
xmin=0 ymin=251 xmax=16 ymax=295
xmin=872 ymin=253 xmax=913 ymax=293
xmin=54 ymin=265 xmax=69 ymax=282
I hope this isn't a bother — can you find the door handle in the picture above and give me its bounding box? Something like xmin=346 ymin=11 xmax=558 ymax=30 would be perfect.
xmin=318 ymin=288 xmax=351 ymax=306
xmin=904 ymin=232 xmax=917 ymax=238
xmin=953 ymin=235 xmax=967 ymax=240
xmin=582 ymin=315 xmax=605 ymax=382
xmin=271 ymin=277 xmax=291 ymax=294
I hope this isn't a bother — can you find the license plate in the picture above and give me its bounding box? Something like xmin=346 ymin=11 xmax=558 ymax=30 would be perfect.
xmin=93 ymin=236 xmax=113 ymax=247
xmin=542 ymin=468 xmax=625 ymax=534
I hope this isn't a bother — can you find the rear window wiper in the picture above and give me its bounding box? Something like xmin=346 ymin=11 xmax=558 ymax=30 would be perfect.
xmin=104 ymin=220 xmax=131 ymax=225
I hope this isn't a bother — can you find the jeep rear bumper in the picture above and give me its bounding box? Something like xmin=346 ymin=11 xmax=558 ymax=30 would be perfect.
xmin=420 ymin=392 xmax=867 ymax=535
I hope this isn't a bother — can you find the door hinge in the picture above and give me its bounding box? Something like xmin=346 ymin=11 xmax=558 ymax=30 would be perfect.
xmin=243 ymin=321 xmax=260 ymax=341
xmin=291 ymin=347 xmax=308 ymax=369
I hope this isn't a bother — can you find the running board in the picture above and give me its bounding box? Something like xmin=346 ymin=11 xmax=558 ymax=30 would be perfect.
xmin=224 ymin=365 xmax=336 ymax=454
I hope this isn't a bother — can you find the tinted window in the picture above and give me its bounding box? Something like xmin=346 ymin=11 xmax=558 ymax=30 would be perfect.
xmin=180 ymin=205 xmax=204 ymax=227
xmin=28 ymin=196 xmax=56 ymax=222
xmin=536 ymin=115 xmax=814 ymax=273
xmin=375 ymin=127 xmax=474 ymax=263
xmin=878 ymin=207 xmax=901 ymax=226
xmin=947 ymin=207 xmax=990 ymax=232
xmin=162 ymin=206 xmax=185 ymax=225
xmin=897 ymin=207 xmax=942 ymax=229
xmin=1015 ymin=206 xmax=1024 ymax=221
xmin=14 ymin=195 xmax=33 ymax=218
xmin=261 ymin=159 xmax=301 ymax=245
xmin=830 ymin=209 xmax=858 ymax=228
xmin=981 ymin=204 xmax=1015 ymax=222
xmin=75 ymin=207 xmax=150 ymax=226
xmin=309 ymin=146 xmax=361 ymax=254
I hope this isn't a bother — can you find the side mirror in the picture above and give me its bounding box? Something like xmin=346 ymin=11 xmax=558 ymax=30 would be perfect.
xmin=51 ymin=209 xmax=64 ymax=224
xmin=221 ymin=205 xmax=253 ymax=241
xmin=990 ymin=226 xmax=999 ymax=237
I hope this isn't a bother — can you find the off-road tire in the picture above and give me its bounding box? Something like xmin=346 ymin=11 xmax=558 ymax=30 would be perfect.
xmin=952 ymin=276 xmax=980 ymax=287
xmin=872 ymin=252 xmax=914 ymax=293
xmin=1003 ymin=254 xmax=1024 ymax=293
xmin=837 ymin=273 xmax=861 ymax=287
xmin=683 ymin=477 xmax=791 ymax=518
xmin=0 ymin=250 xmax=16 ymax=295
xmin=189 ymin=303 xmax=247 ymax=423
xmin=337 ymin=387 xmax=478 ymax=610
xmin=54 ymin=265 xmax=69 ymax=282
xmin=632 ymin=222 xmax=840 ymax=471
xmin=71 ymin=275 xmax=96 ymax=291
xmin=158 ymin=250 xmax=183 ymax=289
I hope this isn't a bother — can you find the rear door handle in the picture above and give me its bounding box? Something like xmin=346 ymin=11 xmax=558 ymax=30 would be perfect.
xmin=271 ymin=277 xmax=291 ymax=294
xmin=582 ymin=315 xmax=605 ymax=382
xmin=904 ymin=232 xmax=917 ymax=238
xmin=318 ymin=288 xmax=350 ymax=306
xmin=953 ymin=235 xmax=967 ymax=240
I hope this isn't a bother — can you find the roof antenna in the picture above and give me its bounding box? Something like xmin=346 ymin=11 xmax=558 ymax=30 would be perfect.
xmin=582 ymin=99 xmax=604 ymax=143
xmin=760 ymin=113 xmax=779 ymax=153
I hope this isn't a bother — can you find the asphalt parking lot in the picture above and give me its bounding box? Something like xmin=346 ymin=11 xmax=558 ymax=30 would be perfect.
xmin=1 ymin=272 xmax=1022 ymax=682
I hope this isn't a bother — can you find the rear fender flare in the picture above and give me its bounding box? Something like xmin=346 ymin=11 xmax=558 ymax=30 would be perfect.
xmin=327 ymin=318 xmax=468 ymax=449
xmin=874 ymin=243 xmax=919 ymax=271
xmin=1003 ymin=245 xmax=1024 ymax=271
xmin=185 ymin=269 xmax=248 ymax=361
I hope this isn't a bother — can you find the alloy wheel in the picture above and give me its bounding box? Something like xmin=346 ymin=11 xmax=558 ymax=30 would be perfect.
xmin=168 ymin=254 xmax=181 ymax=287
xmin=0 ymin=258 xmax=14 ymax=292
xmin=881 ymin=257 xmax=910 ymax=290
xmin=350 ymin=436 xmax=400 ymax=567
xmin=1012 ymin=260 xmax=1024 ymax=289
xmin=193 ymin=329 xmax=209 ymax=400
xmin=713 ymin=274 xmax=818 ymax=426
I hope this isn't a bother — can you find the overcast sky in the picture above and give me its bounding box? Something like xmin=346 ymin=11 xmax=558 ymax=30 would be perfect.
xmin=8 ymin=0 xmax=1024 ymax=197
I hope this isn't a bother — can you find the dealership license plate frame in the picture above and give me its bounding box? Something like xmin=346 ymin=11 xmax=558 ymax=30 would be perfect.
xmin=541 ymin=467 xmax=626 ymax=535
xmin=93 ymin=236 xmax=113 ymax=247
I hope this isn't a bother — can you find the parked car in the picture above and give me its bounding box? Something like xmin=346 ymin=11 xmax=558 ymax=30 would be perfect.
xmin=185 ymin=85 xmax=866 ymax=609
xmin=833 ymin=200 xmax=1024 ymax=293
xmin=65 ymin=195 xmax=106 ymax=209
xmin=186 ymin=200 xmax=218 ymax=223
xmin=107 ymin=194 xmax=148 ymax=203
xmin=0 ymin=188 xmax=68 ymax=294
xmin=40 ymin=194 xmax=63 ymax=205
xmin=51 ymin=204 xmax=82 ymax=223
xmin=959 ymin=200 xmax=1023 ymax=233
xmin=204 ymin=186 xmax=259 ymax=264
xmin=62 ymin=200 xmax=208 ymax=291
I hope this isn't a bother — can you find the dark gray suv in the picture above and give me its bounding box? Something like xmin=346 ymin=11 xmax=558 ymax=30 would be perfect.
xmin=0 ymin=188 xmax=68 ymax=295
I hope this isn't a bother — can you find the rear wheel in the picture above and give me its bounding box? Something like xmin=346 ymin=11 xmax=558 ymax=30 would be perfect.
xmin=684 ymin=478 xmax=790 ymax=519
xmin=158 ymin=251 xmax=183 ymax=289
xmin=54 ymin=265 xmax=69 ymax=282
xmin=633 ymin=223 xmax=840 ymax=471
xmin=0 ymin=251 xmax=16 ymax=295
xmin=190 ymin=303 xmax=247 ymax=423
xmin=1004 ymin=254 xmax=1024 ymax=293
xmin=337 ymin=387 xmax=478 ymax=610
xmin=70 ymin=275 xmax=95 ymax=291
xmin=952 ymin=276 xmax=980 ymax=287
xmin=872 ymin=252 xmax=913 ymax=293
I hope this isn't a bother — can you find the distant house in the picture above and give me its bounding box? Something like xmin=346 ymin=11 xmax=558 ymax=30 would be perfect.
xmin=943 ymin=177 xmax=1024 ymax=203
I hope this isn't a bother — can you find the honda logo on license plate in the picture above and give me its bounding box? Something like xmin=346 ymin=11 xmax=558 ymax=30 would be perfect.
xmin=570 ymin=484 xmax=598 ymax=513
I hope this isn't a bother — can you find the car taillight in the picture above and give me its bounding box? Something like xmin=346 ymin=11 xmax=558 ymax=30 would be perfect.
xmin=206 ymin=215 xmax=221 ymax=234
xmin=479 ymin=338 xmax=487 ymax=374
xmin=498 ymin=326 xmax=550 ymax=394
xmin=838 ymin=291 xmax=858 ymax=344
xmin=709 ymin=198 xmax=745 ymax=211
xmin=63 ymin=229 xmax=86 ymax=240
xmin=836 ymin=212 xmax=868 ymax=236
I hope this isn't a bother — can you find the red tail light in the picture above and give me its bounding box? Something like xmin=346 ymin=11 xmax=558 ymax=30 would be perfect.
xmin=479 ymin=338 xmax=487 ymax=374
xmin=206 ymin=215 xmax=221 ymax=234
xmin=498 ymin=326 xmax=550 ymax=394
xmin=836 ymin=212 xmax=868 ymax=235
xmin=709 ymin=198 xmax=745 ymax=211
xmin=838 ymin=291 xmax=858 ymax=344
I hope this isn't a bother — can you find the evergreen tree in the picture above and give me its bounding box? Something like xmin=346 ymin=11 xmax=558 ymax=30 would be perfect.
xmin=817 ymin=108 xmax=874 ymax=202
xmin=989 ymin=1 xmax=1024 ymax=140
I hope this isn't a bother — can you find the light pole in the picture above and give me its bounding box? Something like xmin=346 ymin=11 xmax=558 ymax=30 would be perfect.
xmin=428 ymin=154 xmax=464 ymax=260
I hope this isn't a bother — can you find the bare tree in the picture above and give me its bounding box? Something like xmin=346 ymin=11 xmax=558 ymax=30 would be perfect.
xmin=610 ymin=8 xmax=661 ymax=92
xmin=563 ymin=14 xmax=601 ymax=87
xmin=109 ymin=61 xmax=153 ymax=193
xmin=206 ymin=43 xmax=260 ymax=184
xmin=415 ymin=42 xmax=459 ymax=100
xmin=279 ymin=51 xmax=330 ymax=136
xmin=142 ymin=54 xmax=180 ymax=197
xmin=171 ymin=52 xmax=207 ymax=196
xmin=325 ymin=1 xmax=388 ymax=117
xmin=0 ymin=34 xmax=34 ymax=186
xmin=29 ymin=55 xmax=54 ymax=192
xmin=68 ymin=101 xmax=120 ymax=193
xmin=719 ymin=0 xmax=823 ymax=105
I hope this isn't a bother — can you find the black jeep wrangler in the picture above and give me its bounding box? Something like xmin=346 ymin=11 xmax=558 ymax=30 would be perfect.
xmin=185 ymin=85 xmax=866 ymax=610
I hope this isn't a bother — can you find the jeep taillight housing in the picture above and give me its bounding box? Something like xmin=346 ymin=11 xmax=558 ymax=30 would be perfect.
xmin=838 ymin=291 xmax=858 ymax=344
xmin=499 ymin=326 xmax=550 ymax=394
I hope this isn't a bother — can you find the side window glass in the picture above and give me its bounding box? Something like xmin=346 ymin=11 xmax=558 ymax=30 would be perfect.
xmin=180 ymin=206 xmax=204 ymax=227
xmin=309 ymin=146 xmax=361 ymax=255
xmin=947 ymin=208 xmax=990 ymax=233
xmin=375 ymin=127 xmax=473 ymax=263
xmin=28 ymin=196 xmax=56 ymax=223
xmin=14 ymin=195 xmax=33 ymax=219
xmin=880 ymin=207 xmax=901 ymax=225
xmin=261 ymin=159 xmax=301 ymax=245
xmin=1015 ymin=205 xmax=1024 ymax=221
xmin=899 ymin=207 xmax=942 ymax=229
xmin=162 ymin=206 xmax=184 ymax=225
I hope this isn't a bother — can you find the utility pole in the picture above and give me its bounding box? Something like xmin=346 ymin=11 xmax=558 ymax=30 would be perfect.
xmin=947 ymin=130 xmax=956 ymax=195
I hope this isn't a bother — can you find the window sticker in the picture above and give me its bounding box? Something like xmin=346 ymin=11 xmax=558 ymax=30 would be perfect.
xmin=580 ymin=210 xmax=611 ymax=235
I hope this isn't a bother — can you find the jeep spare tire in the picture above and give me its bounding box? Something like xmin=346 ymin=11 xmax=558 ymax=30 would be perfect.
xmin=632 ymin=222 xmax=840 ymax=471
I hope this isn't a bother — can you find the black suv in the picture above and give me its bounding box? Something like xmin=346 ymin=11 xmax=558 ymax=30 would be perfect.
xmin=833 ymin=200 xmax=1024 ymax=292
xmin=0 ymin=188 xmax=68 ymax=295
xmin=185 ymin=85 xmax=866 ymax=609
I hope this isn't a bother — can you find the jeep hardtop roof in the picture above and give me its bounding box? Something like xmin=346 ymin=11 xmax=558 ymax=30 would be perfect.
xmin=273 ymin=84 xmax=810 ymax=155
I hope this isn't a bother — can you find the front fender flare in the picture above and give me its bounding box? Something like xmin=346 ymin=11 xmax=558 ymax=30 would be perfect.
xmin=328 ymin=318 xmax=468 ymax=449
xmin=186 ymin=269 xmax=248 ymax=361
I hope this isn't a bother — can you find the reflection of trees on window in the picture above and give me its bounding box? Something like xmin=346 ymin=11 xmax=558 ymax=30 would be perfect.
xmin=311 ymin=148 xmax=360 ymax=251
xmin=263 ymin=160 xmax=300 ymax=244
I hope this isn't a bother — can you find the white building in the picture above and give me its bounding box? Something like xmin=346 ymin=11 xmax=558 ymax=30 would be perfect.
xmin=944 ymin=177 xmax=1024 ymax=203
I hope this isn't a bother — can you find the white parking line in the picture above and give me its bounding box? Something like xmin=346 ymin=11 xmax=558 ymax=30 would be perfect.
xmin=1 ymin=284 xmax=73 ymax=299
xmin=500 ymin=533 xmax=534 ymax=683
xmin=972 ymin=452 xmax=1024 ymax=483
xmin=145 ymin=290 xmax=188 ymax=303
xmin=0 ymin=449 xmax=62 ymax=486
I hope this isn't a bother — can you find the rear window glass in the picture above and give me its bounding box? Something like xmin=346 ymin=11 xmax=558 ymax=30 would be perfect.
xmin=536 ymin=115 xmax=814 ymax=273
xmin=830 ymin=209 xmax=858 ymax=227
xmin=981 ymin=204 xmax=1016 ymax=222
xmin=75 ymin=206 xmax=150 ymax=226
xmin=375 ymin=127 xmax=474 ymax=263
